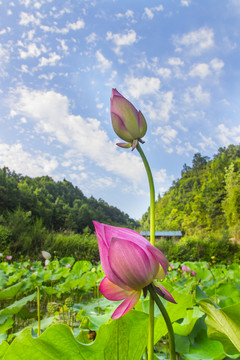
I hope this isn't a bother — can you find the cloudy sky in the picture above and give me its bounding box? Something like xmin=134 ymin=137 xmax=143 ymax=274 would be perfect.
xmin=0 ymin=0 xmax=240 ymax=219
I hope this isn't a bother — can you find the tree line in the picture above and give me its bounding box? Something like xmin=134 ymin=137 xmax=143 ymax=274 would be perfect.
xmin=141 ymin=144 xmax=240 ymax=240
xmin=0 ymin=168 xmax=138 ymax=256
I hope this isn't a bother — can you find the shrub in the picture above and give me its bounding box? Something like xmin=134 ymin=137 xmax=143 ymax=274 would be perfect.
xmin=43 ymin=232 xmax=99 ymax=262
xmin=156 ymin=233 xmax=240 ymax=264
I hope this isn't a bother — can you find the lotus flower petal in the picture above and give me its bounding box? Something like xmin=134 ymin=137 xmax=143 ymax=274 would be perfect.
xmin=94 ymin=226 xmax=129 ymax=290
xmin=153 ymin=282 xmax=177 ymax=304
xmin=42 ymin=250 xmax=51 ymax=260
xmin=111 ymin=291 xmax=141 ymax=319
xmin=108 ymin=237 xmax=159 ymax=290
xmin=93 ymin=221 xmax=175 ymax=319
xmin=111 ymin=113 xmax=133 ymax=142
xmin=146 ymin=244 xmax=169 ymax=275
xmin=100 ymin=277 xmax=133 ymax=301
xmin=116 ymin=142 xmax=132 ymax=149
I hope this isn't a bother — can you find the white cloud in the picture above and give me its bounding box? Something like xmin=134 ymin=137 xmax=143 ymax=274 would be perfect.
xmin=152 ymin=125 xmax=178 ymax=144
xmin=19 ymin=12 xmax=41 ymax=26
xmin=189 ymin=58 xmax=224 ymax=78
xmin=0 ymin=143 xmax=58 ymax=177
xmin=156 ymin=67 xmax=171 ymax=78
xmin=210 ymin=58 xmax=224 ymax=72
xmin=116 ymin=10 xmax=134 ymax=19
xmin=19 ymin=43 xmax=46 ymax=59
xmin=168 ymin=57 xmax=184 ymax=66
xmin=38 ymin=72 xmax=56 ymax=80
xmin=19 ymin=0 xmax=31 ymax=7
xmin=181 ymin=0 xmax=192 ymax=6
xmin=39 ymin=52 xmax=61 ymax=67
xmin=57 ymin=39 xmax=68 ymax=53
xmin=184 ymin=85 xmax=210 ymax=104
xmin=85 ymin=32 xmax=97 ymax=44
xmin=189 ymin=63 xmax=210 ymax=78
xmin=198 ymin=132 xmax=216 ymax=151
xmin=68 ymin=19 xmax=85 ymax=31
xmin=174 ymin=27 xmax=214 ymax=55
xmin=124 ymin=76 xmax=160 ymax=99
xmin=154 ymin=169 xmax=175 ymax=195
xmin=10 ymin=88 xmax=145 ymax=185
xmin=40 ymin=19 xmax=85 ymax=34
xmin=95 ymin=50 xmax=112 ymax=72
xmin=0 ymin=44 xmax=10 ymax=77
xmin=0 ymin=27 xmax=11 ymax=35
xmin=141 ymin=91 xmax=174 ymax=122
xmin=34 ymin=2 xmax=42 ymax=9
xmin=217 ymin=124 xmax=240 ymax=146
xmin=143 ymin=5 xmax=164 ymax=20
xmin=106 ymin=29 xmax=138 ymax=55
xmin=176 ymin=142 xmax=198 ymax=156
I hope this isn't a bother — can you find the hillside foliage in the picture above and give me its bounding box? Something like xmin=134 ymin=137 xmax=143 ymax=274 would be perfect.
xmin=0 ymin=167 xmax=138 ymax=256
xmin=141 ymin=144 xmax=240 ymax=240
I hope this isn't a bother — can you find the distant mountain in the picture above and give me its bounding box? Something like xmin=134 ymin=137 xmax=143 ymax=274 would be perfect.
xmin=141 ymin=144 xmax=240 ymax=239
xmin=0 ymin=167 xmax=138 ymax=232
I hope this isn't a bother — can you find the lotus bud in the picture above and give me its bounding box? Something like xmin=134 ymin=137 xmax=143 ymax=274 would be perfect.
xmin=42 ymin=250 xmax=51 ymax=260
xmin=110 ymin=89 xmax=147 ymax=149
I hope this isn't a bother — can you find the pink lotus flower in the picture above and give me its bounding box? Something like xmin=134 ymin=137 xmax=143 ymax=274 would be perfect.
xmin=6 ymin=255 xmax=12 ymax=261
xmin=110 ymin=89 xmax=147 ymax=150
xmin=181 ymin=265 xmax=191 ymax=273
xmin=65 ymin=264 xmax=71 ymax=268
xmin=93 ymin=221 xmax=176 ymax=319
xmin=191 ymin=270 xmax=196 ymax=277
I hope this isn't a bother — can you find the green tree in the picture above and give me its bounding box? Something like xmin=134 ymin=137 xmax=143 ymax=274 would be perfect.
xmin=222 ymin=162 xmax=240 ymax=240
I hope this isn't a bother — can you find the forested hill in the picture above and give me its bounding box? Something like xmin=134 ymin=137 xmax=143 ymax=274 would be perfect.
xmin=141 ymin=144 xmax=240 ymax=239
xmin=0 ymin=167 xmax=138 ymax=232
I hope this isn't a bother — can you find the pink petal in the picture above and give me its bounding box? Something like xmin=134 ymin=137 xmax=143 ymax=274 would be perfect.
xmin=111 ymin=88 xmax=121 ymax=99
xmin=108 ymin=238 xmax=159 ymax=290
xmin=154 ymin=283 xmax=177 ymax=304
xmin=111 ymin=112 xmax=133 ymax=142
xmin=146 ymin=244 xmax=169 ymax=274
xmin=116 ymin=142 xmax=131 ymax=149
xmin=99 ymin=277 xmax=132 ymax=301
xmin=94 ymin=221 xmax=150 ymax=248
xmin=111 ymin=291 xmax=141 ymax=319
xmin=94 ymin=227 xmax=129 ymax=290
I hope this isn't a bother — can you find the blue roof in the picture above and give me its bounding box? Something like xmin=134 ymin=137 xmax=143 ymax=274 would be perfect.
xmin=140 ymin=231 xmax=182 ymax=237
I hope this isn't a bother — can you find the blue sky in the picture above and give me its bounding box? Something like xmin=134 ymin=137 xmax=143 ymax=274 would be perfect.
xmin=0 ymin=0 xmax=240 ymax=220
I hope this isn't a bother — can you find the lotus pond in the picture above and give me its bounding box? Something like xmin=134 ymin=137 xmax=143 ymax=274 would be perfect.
xmin=0 ymin=257 xmax=240 ymax=360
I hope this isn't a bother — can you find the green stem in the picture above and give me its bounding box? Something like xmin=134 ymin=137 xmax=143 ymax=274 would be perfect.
xmin=37 ymin=286 xmax=41 ymax=337
xmin=136 ymin=144 xmax=155 ymax=246
xmin=136 ymin=143 xmax=155 ymax=360
xmin=147 ymin=284 xmax=176 ymax=360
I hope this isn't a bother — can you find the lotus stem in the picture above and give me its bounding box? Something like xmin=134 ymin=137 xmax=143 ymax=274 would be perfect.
xmin=37 ymin=286 xmax=41 ymax=337
xmin=147 ymin=284 xmax=176 ymax=360
xmin=136 ymin=143 xmax=155 ymax=360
